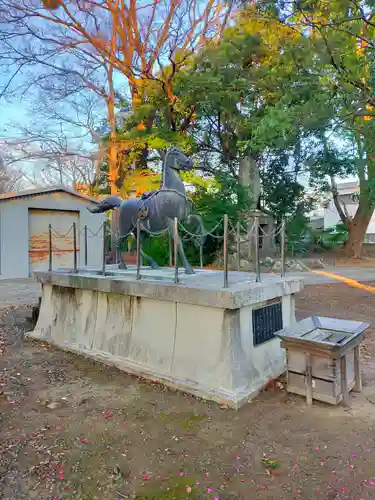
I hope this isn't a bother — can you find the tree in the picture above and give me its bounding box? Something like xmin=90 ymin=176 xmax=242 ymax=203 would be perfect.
xmin=0 ymin=13 xmax=127 ymax=194
xmin=0 ymin=147 xmax=23 ymax=193
xmin=0 ymin=0 xmax=233 ymax=193
xmin=168 ymin=8 xmax=327 ymax=216
xmin=2 ymin=109 xmax=100 ymax=189
xmin=261 ymin=150 xmax=314 ymax=222
xmin=280 ymin=0 xmax=375 ymax=256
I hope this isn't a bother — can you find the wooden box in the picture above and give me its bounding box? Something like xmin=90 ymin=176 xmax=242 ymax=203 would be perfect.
xmin=277 ymin=316 xmax=370 ymax=406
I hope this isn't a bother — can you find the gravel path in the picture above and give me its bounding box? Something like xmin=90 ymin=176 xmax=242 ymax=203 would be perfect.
xmin=0 ymin=279 xmax=40 ymax=308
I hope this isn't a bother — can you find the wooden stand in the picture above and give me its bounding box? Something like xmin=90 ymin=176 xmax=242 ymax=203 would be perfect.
xmin=278 ymin=316 xmax=368 ymax=407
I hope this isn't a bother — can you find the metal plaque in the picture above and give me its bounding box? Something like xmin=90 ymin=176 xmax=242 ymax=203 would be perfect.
xmin=253 ymin=301 xmax=283 ymax=346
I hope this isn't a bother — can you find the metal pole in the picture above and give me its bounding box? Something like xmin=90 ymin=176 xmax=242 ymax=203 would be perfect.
xmin=255 ymin=216 xmax=260 ymax=282
xmin=169 ymin=233 xmax=173 ymax=267
xmin=48 ymin=224 xmax=52 ymax=272
xmin=281 ymin=219 xmax=286 ymax=277
xmin=223 ymin=214 xmax=229 ymax=288
xmin=247 ymin=218 xmax=252 ymax=260
xmin=136 ymin=218 xmax=141 ymax=280
xmin=115 ymin=232 xmax=120 ymax=265
xmin=73 ymin=222 xmax=78 ymax=273
xmin=102 ymin=221 xmax=106 ymax=276
xmin=174 ymin=217 xmax=179 ymax=284
xmin=200 ymin=241 xmax=204 ymax=269
xmin=84 ymin=225 xmax=88 ymax=267
xmin=236 ymin=220 xmax=241 ymax=270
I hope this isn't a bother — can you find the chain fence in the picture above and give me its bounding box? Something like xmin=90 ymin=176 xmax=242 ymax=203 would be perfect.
xmin=45 ymin=215 xmax=288 ymax=288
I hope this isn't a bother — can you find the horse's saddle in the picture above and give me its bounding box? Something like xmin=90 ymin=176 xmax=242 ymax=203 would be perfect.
xmin=136 ymin=190 xmax=159 ymax=220
xmin=136 ymin=203 xmax=149 ymax=220
xmin=141 ymin=191 xmax=156 ymax=200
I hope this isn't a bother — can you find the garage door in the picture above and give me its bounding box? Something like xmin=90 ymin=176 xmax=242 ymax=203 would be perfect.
xmin=28 ymin=209 xmax=80 ymax=273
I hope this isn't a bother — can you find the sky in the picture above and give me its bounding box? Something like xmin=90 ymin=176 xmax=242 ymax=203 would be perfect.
xmin=0 ymin=77 xmax=29 ymax=139
xmin=0 ymin=2 xmax=359 ymax=197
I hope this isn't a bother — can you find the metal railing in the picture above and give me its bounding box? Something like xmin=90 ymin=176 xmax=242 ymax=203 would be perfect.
xmin=46 ymin=215 xmax=287 ymax=288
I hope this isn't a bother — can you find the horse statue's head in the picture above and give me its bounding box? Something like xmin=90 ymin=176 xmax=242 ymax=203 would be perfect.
xmin=164 ymin=147 xmax=193 ymax=171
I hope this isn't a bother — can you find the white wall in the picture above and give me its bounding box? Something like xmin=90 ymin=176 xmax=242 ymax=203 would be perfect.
xmin=324 ymin=199 xmax=355 ymax=229
xmin=324 ymin=198 xmax=375 ymax=234
xmin=0 ymin=192 xmax=105 ymax=279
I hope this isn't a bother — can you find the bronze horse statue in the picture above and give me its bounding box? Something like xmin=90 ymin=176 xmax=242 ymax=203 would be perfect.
xmin=88 ymin=147 xmax=205 ymax=274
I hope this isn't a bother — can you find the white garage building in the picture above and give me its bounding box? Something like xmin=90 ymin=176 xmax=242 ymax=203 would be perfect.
xmin=0 ymin=186 xmax=106 ymax=279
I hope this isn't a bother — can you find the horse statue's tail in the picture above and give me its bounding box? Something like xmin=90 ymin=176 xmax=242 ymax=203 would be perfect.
xmin=187 ymin=214 xmax=207 ymax=246
xmin=87 ymin=196 xmax=122 ymax=214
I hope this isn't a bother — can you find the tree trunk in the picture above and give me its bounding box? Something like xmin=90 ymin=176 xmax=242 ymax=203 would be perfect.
xmin=344 ymin=210 xmax=372 ymax=258
xmin=330 ymin=172 xmax=373 ymax=258
xmin=238 ymin=154 xmax=260 ymax=210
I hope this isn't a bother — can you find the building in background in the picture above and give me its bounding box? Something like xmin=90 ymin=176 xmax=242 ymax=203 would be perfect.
xmin=0 ymin=186 xmax=105 ymax=279
xmin=309 ymin=209 xmax=324 ymax=231
xmin=323 ymin=181 xmax=375 ymax=243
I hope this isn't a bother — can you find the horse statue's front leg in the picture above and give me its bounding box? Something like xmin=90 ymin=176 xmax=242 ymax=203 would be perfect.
xmin=167 ymin=218 xmax=195 ymax=275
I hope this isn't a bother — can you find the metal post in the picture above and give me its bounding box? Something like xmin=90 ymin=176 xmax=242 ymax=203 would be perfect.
xmin=281 ymin=219 xmax=286 ymax=277
xmin=247 ymin=219 xmax=252 ymax=260
xmin=48 ymin=224 xmax=52 ymax=272
xmin=174 ymin=217 xmax=179 ymax=284
xmin=84 ymin=225 xmax=88 ymax=267
xmin=136 ymin=218 xmax=141 ymax=280
xmin=200 ymin=241 xmax=204 ymax=269
xmin=236 ymin=221 xmax=240 ymax=270
xmin=102 ymin=220 xmax=106 ymax=276
xmin=223 ymin=214 xmax=229 ymax=288
xmin=255 ymin=216 xmax=260 ymax=282
xmin=115 ymin=232 xmax=119 ymax=265
xmin=73 ymin=222 xmax=78 ymax=273
xmin=169 ymin=233 xmax=173 ymax=267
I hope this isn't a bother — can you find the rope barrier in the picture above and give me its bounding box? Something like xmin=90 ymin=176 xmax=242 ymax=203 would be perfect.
xmin=141 ymin=226 xmax=170 ymax=237
xmin=48 ymin=217 xmax=285 ymax=245
xmin=50 ymin=225 xmax=73 ymax=238
xmin=47 ymin=214 xmax=289 ymax=287
xmin=240 ymin=222 xmax=255 ymax=234
xmin=47 ymin=213 xmax=375 ymax=297
xmin=178 ymin=218 xmax=224 ymax=239
xmin=85 ymin=224 xmax=105 ymax=238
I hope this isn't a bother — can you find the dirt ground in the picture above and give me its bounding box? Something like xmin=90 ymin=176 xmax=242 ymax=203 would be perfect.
xmin=3 ymin=284 xmax=375 ymax=499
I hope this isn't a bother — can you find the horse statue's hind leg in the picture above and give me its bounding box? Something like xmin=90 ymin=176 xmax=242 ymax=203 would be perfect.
xmin=167 ymin=218 xmax=195 ymax=275
xmin=116 ymin=228 xmax=160 ymax=270
xmin=138 ymin=230 xmax=159 ymax=269
xmin=116 ymin=233 xmax=129 ymax=270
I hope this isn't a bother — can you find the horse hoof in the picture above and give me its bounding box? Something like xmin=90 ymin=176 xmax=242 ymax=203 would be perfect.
xmin=118 ymin=263 xmax=127 ymax=270
xmin=151 ymin=263 xmax=160 ymax=270
xmin=185 ymin=267 xmax=195 ymax=275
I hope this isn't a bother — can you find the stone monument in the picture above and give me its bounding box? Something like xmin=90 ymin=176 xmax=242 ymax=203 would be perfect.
xmin=28 ymin=148 xmax=304 ymax=409
xmin=247 ymin=209 xmax=277 ymax=258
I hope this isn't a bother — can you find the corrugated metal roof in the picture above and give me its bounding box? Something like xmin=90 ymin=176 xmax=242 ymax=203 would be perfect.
xmin=0 ymin=186 xmax=100 ymax=204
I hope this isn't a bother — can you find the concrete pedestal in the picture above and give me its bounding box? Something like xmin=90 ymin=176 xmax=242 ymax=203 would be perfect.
xmin=29 ymin=267 xmax=303 ymax=408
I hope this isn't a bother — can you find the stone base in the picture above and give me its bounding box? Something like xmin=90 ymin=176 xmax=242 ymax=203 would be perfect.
xmin=29 ymin=267 xmax=303 ymax=409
